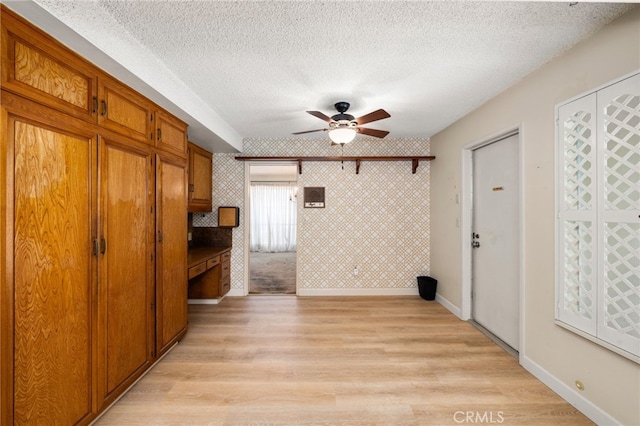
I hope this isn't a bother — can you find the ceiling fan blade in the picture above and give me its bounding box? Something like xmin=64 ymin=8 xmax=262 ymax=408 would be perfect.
xmin=355 ymin=109 xmax=390 ymax=125
xmin=357 ymin=127 xmax=389 ymax=138
xmin=306 ymin=111 xmax=333 ymax=123
xmin=292 ymin=129 xmax=327 ymax=135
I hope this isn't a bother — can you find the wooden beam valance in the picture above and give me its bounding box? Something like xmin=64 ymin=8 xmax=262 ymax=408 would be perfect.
xmin=235 ymin=156 xmax=435 ymax=174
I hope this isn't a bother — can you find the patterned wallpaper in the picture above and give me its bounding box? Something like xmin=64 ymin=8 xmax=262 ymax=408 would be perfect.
xmin=194 ymin=137 xmax=432 ymax=295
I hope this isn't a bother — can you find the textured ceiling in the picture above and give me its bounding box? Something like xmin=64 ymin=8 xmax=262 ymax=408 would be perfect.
xmin=10 ymin=1 xmax=637 ymax=151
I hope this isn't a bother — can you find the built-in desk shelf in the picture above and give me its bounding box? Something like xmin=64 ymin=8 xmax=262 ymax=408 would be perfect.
xmin=187 ymin=246 xmax=231 ymax=303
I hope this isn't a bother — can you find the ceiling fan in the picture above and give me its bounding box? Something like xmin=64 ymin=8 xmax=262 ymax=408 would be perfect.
xmin=293 ymin=101 xmax=390 ymax=145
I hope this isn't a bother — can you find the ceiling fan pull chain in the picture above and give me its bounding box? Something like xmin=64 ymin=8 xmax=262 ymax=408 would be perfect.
xmin=341 ymin=144 xmax=345 ymax=170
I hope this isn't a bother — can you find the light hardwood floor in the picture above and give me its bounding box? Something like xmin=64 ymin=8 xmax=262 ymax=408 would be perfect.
xmin=95 ymin=296 xmax=592 ymax=425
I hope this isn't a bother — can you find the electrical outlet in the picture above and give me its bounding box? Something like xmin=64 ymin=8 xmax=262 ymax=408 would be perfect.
xmin=353 ymin=267 xmax=359 ymax=276
xmin=187 ymin=232 xmax=192 ymax=241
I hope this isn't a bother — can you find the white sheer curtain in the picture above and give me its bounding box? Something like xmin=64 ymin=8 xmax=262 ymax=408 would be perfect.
xmin=250 ymin=184 xmax=297 ymax=252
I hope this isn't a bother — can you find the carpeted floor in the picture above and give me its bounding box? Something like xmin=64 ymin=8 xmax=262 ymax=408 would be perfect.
xmin=249 ymin=251 xmax=296 ymax=294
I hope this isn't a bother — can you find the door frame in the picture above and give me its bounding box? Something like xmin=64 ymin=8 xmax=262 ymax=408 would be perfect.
xmin=460 ymin=125 xmax=526 ymax=357
xmin=243 ymin=161 xmax=299 ymax=296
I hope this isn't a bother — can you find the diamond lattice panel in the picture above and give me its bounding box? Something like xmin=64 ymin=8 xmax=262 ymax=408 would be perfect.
xmin=564 ymin=111 xmax=593 ymax=210
xmin=604 ymin=94 xmax=640 ymax=211
xmin=564 ymin=220 xmax=594 ymax=319
xmin=604 ymin=222 xmax=640 ymax=338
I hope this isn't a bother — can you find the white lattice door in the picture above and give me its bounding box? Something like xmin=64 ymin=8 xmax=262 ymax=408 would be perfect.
xmin=558 ymin=93 xmax=598 ymax=334
xmin=557 ymin=73 xmax=639 ymax=359
xmin=596 ymin=75 xmax=640 ymax=356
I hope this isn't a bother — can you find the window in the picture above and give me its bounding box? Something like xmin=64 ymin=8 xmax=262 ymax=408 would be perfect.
xmin=556 ymin=73 xmax=639 ymax=363
xmin=250 ymin=183 xmax=297 ymax=252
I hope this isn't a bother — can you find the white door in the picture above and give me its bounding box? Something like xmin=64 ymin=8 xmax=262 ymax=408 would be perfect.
xmin=472 ymin=134 xmax=520 ymax=350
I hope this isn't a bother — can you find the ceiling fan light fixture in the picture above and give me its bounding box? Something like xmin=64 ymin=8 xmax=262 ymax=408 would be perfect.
xmin=328 ymin=127 xmax=357 ymax=144
xmin=294 ymin=102 xmax=390 ymax=143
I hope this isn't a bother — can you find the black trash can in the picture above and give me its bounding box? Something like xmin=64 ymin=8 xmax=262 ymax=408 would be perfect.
xmin=417 ymin=276 xmax=437 ymax=300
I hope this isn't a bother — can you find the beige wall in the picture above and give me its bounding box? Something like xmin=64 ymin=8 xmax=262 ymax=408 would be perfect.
xmin=195 ymin=137 xmax=432 ymax=295
xmin=430 ymin=7 xmax=640 ymax=425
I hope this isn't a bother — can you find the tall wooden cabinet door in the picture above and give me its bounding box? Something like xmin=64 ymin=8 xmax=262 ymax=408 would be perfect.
xmin=155 ymin=110 xmax=187 ymax=158
xmin=97 ymin=76 xmax=153 ymax=145
xmin=1 ymin=8 xmax=98 ymax=122
xmin=97 ymin=137 xmax=155 ymax=407
xmin=188 ymin=141 xmax=213 ymax=212
xmin=7 ymin=111 xmax=97 ymax=425
xmin=156 ymin=154 xmax=188 ymax=355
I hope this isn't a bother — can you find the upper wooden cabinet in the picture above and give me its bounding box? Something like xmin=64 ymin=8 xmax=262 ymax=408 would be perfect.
xmin=1 ymin=10 xmax=98 ymax=122
xmin=188 ymin=141 xmax=213 ymax=212
xmin=1 ymin=7 xmax=180 ymax=150
xmin=156 ymin=110 xmax=187 ymax=158
xmin=98 ymin=76 xmax=154 ymax=144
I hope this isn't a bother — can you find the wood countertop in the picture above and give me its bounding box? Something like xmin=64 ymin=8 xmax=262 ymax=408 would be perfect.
xmin=187 ymin=246 xmax=231 ymax=268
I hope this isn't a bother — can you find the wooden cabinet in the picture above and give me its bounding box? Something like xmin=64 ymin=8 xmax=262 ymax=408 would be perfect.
xmin=189 ymin=261 xmax=209 ymax=279
xmin=188 ymin=141 xmax=213 ymax=212
xmin=187 ymin=247 xmax=232 ymax=299
xmin=1 ymin=10 xmax=156 ymax=143
xmin=1 ymin=10 xmax=98 ymax=122
xmin=4 ymin=101 xmax=97 ymax=426
xmin=220 ymin=251 xmax=231 ymax=295
xmin=98 ymin=76 xmax=154 ymax=144
xmin=156 ymin=154 xmax=188 ymax=356
xmin=1 ymin=6 xmax=189 ymax=424
xmin=97 ymin=136 xmax=155 ymax=407
xmin=1 ymin=92 xmax=161 ymax=424
xmin=156 ymin=109 xmax=187 ymax=158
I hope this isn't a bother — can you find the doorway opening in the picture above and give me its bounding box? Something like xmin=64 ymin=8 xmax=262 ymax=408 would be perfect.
xmin=248 ymin=164 xmax=298 ymax=295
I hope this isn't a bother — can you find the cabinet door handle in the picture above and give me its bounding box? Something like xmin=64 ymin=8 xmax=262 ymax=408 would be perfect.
xmin=158 ymin=230 xmax=163 ymax=242
xmin=92 ymin=96 xmax=98 ymax=114
xmin=157 ymin=128 xmax=162 ymax=141
xmin=100 ymin=237 xmax=107 ymax=255
xmin=93 ymin=239 xmax=99 ymax=256
xmin=101 ymin=100 xmax=107 ymax=117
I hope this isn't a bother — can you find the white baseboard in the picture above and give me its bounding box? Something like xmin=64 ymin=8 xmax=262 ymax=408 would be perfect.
xmin=188 ymin=289 xmax=243 ymax=303
xmin=297 ymin=288 xmax=420 ymax=297
xmin=188 ymin=292 xmax=231 ymax=304
xmin=187 ymin=298 xmax=221 ymax=304
xmin=520 ymin=355 xmax=620 ymax=426
xmin=435 ymin=293 xmax=463 ymax=319
xmin=227 ymin=288 xmax=244 ymax=297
